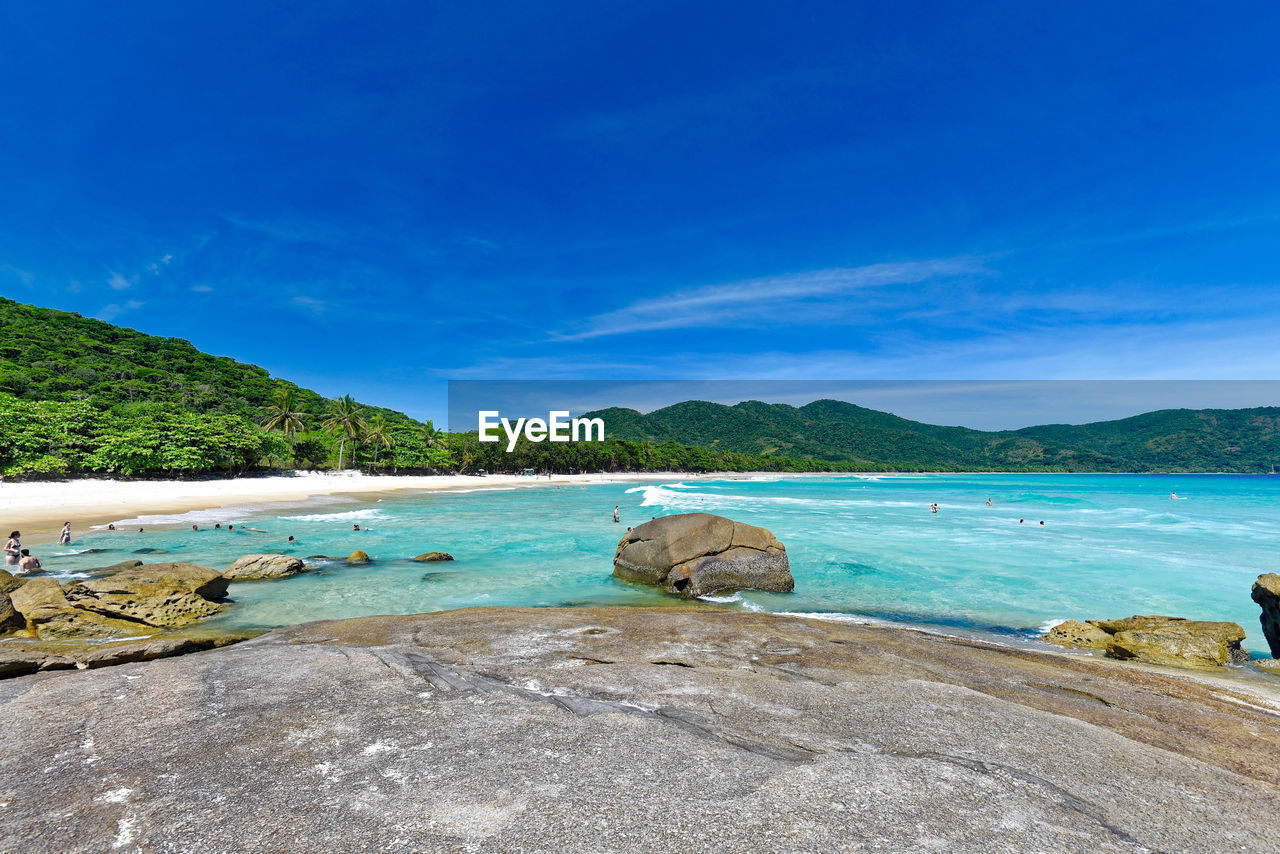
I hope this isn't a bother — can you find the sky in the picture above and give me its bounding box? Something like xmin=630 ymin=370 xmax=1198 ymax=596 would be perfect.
xmin=2 ymin=2 xmax=1280 ymax=427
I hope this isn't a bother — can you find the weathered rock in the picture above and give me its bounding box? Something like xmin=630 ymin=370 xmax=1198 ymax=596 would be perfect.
xmin=1041 ymin=619 xmax=1110 ymax=649
xmin=0 ymin=589 xmax=25 ymax=634
xmin=347 ymin=550 xmax=371 ymax=563
xmin=1044 ymin=614 xmax=1249 ymax=669
xmin=1251 ymin=573 xmax=1280 ymax=658
xmin=613 ymin=513 xmax=793 ymax=598
xmin=25 ymin=605 xmax=154 ymax=640
xmin=1252 ymin=658 xmax=1280 ymax=678
xmin=82 ymin=559 xmax=144 ymax=578
xmin=132 ymin=547 xmax=168 ymax=554
xmin=1 ymin=608 xmax=1279 ymax=852
xmin=223 ymin=554 xmax=309 ymax=581
xmin=0 ymin=648 xmax=76 ymax=677
xmin=0 ymin=627 xmax=255 ymax=677
xmin=412 ymin=551 xmax=454 ymax=562
xmin=63 ymin=562 xmax=228 ymax=628
xmin=8 ymin=577 xmax=69 ymax=615
xmin=0 ymin=567 xmax=26 ymax=594
xmin=1108 ymin=621 xmax=1248 ymax=669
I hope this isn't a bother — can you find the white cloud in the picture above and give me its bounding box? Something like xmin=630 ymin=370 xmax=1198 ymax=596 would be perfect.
xmin=96 ymin=300 xmax=144 ymax=322
xmin=107 ymin=271 xmax=133 ymax=290
xmin=145 ymin=253 xmax=174 ymax=274
xmin=553 ymin=258 xmax=986 ymax=341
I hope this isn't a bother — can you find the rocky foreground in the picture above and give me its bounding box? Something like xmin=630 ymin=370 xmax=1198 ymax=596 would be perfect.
xmin=2 ymin=608 xmax=1279 ymax=853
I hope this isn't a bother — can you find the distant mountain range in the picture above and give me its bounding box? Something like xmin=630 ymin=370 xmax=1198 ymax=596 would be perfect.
xmin=585 ymin=399 xmax=1280 ymax=473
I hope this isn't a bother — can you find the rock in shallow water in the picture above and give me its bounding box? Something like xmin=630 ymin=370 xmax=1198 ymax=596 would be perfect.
xmin=223 ymin=554 xmax=309 ymax=581
xmin=412 ymin=551 xmax=454 ymax=562
xmin=1251 ymin=573 xmax=1280 ymax=658
xmin=63 ymin=562 xmax=228 ymax=628
xmin=613 ymin=513 xmax=793 ymax=598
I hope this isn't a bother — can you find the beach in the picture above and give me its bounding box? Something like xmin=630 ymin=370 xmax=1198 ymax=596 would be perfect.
xmin=0 ymin=470 xmax=709 ymax=542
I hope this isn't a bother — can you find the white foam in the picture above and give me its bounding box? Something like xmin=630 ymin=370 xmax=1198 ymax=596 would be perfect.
xmin=281 ymin=509 xmax=389 ymax=523
xmin=698 ymin=593 xmax=741 ymax=604
xmin=1038 ymin=618 xmax=1068 ymax=634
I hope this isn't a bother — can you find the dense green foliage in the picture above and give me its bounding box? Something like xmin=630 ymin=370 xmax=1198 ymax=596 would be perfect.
xmin=589 ymin=399 xmax=1280 ymax=473
xmin=0 ymin=296 xmax=411 ymax=427
xmin=3 ymin=296 xmax=1278 ymax=476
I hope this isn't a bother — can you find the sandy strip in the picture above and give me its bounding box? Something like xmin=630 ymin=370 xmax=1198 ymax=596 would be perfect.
xmin=0 ymin=470 xmax=716 ymax=543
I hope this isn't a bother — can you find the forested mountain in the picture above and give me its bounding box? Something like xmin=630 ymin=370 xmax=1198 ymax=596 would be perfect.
xmin=588 ymin=399 xmax=1280 ymax=473
xmin=0 ymin=297 xmax=842 ymax=477
xmin=3 ymin=296 xmax=1278 ymax=476
xmin=0 ymin=297 xmax=411 ymax=426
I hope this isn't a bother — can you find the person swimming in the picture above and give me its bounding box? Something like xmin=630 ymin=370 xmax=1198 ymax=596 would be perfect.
xmin=192 ymin=524 xmax=200 ymax=532
xmin=929 ymin=503 xmax=939 ymax=514
xmin=17 ymin=549 xmax=40 ymax=573
xmin=985 ymin=498 xmax=993 ymax=507
xmin=287 ymin=535 xmax=296 ymax=543
xmin=107 ymin=523 xmax=116 ymax=531
xmin=353 ymin=524 xmax=361 ymax=532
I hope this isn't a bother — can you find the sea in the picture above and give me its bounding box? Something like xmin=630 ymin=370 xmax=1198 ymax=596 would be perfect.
xmin=37 ymin=473 xmax=1280 ymax=656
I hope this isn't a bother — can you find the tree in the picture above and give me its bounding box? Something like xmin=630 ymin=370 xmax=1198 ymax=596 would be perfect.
xmin=419 ymin=419 xmax=444 ymax=448
xmin=364 ymin=414 xmax=394 ymax=470
xmin=261 ymin=386 xmax=306 ymax=445
xmin=322 ymin=395 xmax=367 ymax=471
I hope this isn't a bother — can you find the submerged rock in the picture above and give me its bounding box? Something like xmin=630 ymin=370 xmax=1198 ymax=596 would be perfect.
xmin=347 ymin=550 xmax=371 ymax=563
xmin=63 ymin=562 xmax=228 ymax=628
xmin=224 ymin=554 xmax=309 ymax=581
xmin=84 ymin=559 xmax=144 ymax=577
xmin=1250 ymin=573 xmax=1280 ymax=658
xmin=412 ymin=551 xmax=454 ymax=562
xmin=613 ymin=513 xmax=793 ymax=598
xmin=1043 ymin=614 xmax=1247 ymax=669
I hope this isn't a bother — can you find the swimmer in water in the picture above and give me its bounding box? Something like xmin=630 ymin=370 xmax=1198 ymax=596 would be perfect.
xmin=353 ymin=524 xmax=361 ymax=532
xmin=192 ymin=525 xmax=199 ymax=532
xmin=287 ymin=535 xmax=295 ymax=544
xmin=108 ymin=524 xmax=116 ymax=531
xmin=929 ymin=503 xmax=939 ymax=514
xmin=613 ymin=506 xmax=620 ymax=523
xmin=985 ymin=498 xmax=993 ymax=507
xmin=1039 ymin=521 xmax=1045 ymax=526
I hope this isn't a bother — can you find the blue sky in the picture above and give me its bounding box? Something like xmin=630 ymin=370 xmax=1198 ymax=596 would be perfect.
xmin=2 ymin=2 xmax=1280 ymax=426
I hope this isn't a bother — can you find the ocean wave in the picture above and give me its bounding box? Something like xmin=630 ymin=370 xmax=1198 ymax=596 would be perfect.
xmin=280 ymin=509 xmax=390 ymax=523
xmin=1037 ymin=618 xmax=1067 ymax=634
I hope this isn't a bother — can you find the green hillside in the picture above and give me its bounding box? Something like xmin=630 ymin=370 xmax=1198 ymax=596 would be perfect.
xmin=0 ymin=298 xmax=843 ymax=478
xmin=0 ymin=297 xmax=410 ymax=426
xmin=588 ymin=399 xmax=1280 ymax=473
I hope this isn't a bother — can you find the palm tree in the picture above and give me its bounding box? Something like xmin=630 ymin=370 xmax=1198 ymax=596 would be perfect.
xmin=418 ymin=419 xmax=444 ymax=448
xmin=322 ymin=395 xmax=366 ymax=471
xmin=365 ymin=414 xmax=394 ymax=470
xmin=261 ymin=387 xmax=307 ymax=446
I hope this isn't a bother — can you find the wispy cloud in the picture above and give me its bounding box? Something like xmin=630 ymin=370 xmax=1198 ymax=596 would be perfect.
xmin=107 ymin=270 xmax=133 ymax=290
xmin=552 ymin=258 xmax=986 ymax=341
xmin=145 ymin=253 xmax=174 ymax=274
xmin=97 ymin=300 xmax=144 ymax=322
xmin=292 ymin=295 xmax=328 ymax=314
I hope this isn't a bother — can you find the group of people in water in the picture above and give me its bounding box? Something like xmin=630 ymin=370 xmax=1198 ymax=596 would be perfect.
xmin=929 ymin=499 xmax=1047 ymax=526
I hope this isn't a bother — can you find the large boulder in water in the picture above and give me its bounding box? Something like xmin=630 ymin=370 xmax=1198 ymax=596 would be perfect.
xmin=1043 ymin=614 xmax=1247 ymax=669
xmin=412 ymin=551 xmax=454 ymax=562
xmin=63 ymin=562 xmax=228 ymax=628
xmin=223 ymin=554 xmax=309 ymax=581
xmin=1250 ymin=573 xmax=1280 ymax=658
xmin=613 ymin=513 xmax=793 ymax=598
xmin=0 ymin=568 xmax=26 ymax=594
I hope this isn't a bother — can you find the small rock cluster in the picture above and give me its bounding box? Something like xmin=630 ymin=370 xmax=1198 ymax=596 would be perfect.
xmin=1043 ymin=615 xmax=1248 ymax=669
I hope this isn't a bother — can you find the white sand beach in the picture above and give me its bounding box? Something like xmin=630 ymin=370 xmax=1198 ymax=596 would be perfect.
xmin=0 ymin=470 xmax=703 ymax=541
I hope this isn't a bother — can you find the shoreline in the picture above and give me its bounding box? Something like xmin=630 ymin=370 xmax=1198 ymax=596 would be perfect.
xmin=0 ymin=470 xmax=738 ymax=543
xmin=4 ymin=467 xmax=1271 ymax=541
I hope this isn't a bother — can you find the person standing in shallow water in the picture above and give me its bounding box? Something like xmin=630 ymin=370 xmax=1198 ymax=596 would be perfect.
xmin=5 ymin=531 xmax=20 ymax=567
xmin=59 ymin=522 xmax=72 ymax=545
xmin=613 ymin=506 xmax=620 ymax=523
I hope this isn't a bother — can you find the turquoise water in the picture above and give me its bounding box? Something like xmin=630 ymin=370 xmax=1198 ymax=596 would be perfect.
xmin=37 ymin=474 xmax=1280 ymax=655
